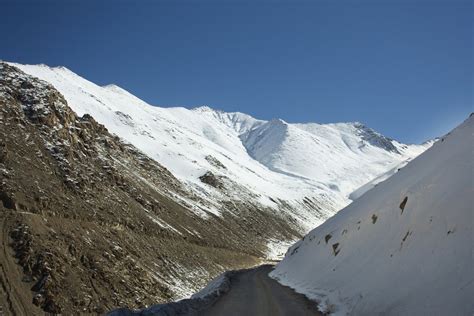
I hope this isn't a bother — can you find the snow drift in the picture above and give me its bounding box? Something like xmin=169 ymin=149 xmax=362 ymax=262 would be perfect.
xmin=270 ymin=115 xmax=474 ymax=315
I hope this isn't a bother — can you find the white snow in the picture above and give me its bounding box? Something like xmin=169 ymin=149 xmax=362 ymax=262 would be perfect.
xmin=191 ymin=273 xmax=228 ymax=299
xmin=265 ymin=238 xmax=300 ymax=261
xmin=9 ymin=62 xmax=429 ymax=233
xmin=270 ymin=115 xmax=474 ymax=315
xmin=348 ymin=159 xmax=411 ymax=201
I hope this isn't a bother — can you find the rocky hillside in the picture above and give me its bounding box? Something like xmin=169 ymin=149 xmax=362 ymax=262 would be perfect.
xmin=0 ymin=63 xmax=301 ymax=314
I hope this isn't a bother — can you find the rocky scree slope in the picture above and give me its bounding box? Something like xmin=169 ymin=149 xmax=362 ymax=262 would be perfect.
xmin=270 ymin=115 xmax=474 ymax=315
xmin=0 ymin=63 xmax=300 ymax=314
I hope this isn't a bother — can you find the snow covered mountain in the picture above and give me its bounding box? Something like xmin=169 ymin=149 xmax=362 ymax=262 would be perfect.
xmin=1 ymin=63 xmax=286 ymax=313
xmin=0 ymin=62 xmax=441 ymax=313
xmin=9 ymin=63 xmax=429 ymax=236
xmin=270 ymin=115 xmax=474 ymax=315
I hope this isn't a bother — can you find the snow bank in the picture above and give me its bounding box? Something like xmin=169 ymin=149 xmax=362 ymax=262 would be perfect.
xmin=190 ymin=272 xmax=229 ymax=299
xmin=108 ymin=270 xmax=239 ymax=316
xmin=270 ymin=115 xmax=474 ymax=315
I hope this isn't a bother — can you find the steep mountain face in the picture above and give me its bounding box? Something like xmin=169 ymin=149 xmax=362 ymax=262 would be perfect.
xmin=0 ymin=62 xmax=432 ymax=314
xmin=9 ymin=63 xmax=429 ymax=235
xmin=270 ymin=116 xmax=473 ymax=315
xmin=0 ymin=63 xmax=300 ymax=314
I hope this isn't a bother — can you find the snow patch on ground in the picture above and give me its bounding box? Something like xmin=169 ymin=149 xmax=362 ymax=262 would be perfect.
xmin=108 ymin=270 xmax=236 ymax=316
xmin=191 ymin=273 xmax=228 ymax=299
xmin=265 ymin=238 xmax=299 ymax=261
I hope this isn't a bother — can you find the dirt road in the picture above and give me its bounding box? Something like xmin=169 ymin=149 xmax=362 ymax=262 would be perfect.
xmin=200 ymin=265 xmax=321 ymax=316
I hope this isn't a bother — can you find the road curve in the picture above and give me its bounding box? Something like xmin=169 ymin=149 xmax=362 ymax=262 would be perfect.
xmin=200 ymin=265 xmax=321 ymax=316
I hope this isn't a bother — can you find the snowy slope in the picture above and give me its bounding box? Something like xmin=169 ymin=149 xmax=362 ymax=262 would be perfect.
xmin=242 ymin=120 xmax=426 ymax=195
xmin=9 ymin=62 xmax=429 ymax=233
xmin=348 ymin=159 xmax=411 ymax=201
xmin=270 ymin=115 xmax=474 ymax=315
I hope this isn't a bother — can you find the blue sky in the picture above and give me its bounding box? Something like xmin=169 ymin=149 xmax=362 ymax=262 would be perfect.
xmin=1 ymin=0 xmax=472 ymax=143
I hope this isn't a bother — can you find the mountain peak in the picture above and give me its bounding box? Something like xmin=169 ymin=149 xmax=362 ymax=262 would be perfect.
xmin=52 ymin=65 xmax=72 ymax=72
xmin=269 ymin=118 xmax=287 ymax=125
xmin=352 ymin=122 xmax=399 ymax=153
xmin=192 ymin=105 xmax=220 ymax=113
xmin=102 ymin=83 xmax=132 ymax=95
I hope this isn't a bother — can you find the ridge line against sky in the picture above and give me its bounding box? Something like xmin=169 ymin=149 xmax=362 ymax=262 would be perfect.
xmin=1 ymin=0 xmax=472 ymax=143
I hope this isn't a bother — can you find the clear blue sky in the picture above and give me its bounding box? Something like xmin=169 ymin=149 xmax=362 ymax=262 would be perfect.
xmin=1 ymin=0 xmax=472 ymax=143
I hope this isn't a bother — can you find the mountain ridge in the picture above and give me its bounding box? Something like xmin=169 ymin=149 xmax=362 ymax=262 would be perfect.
xmin=8 ymin=63 xmax=430 ymax=230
